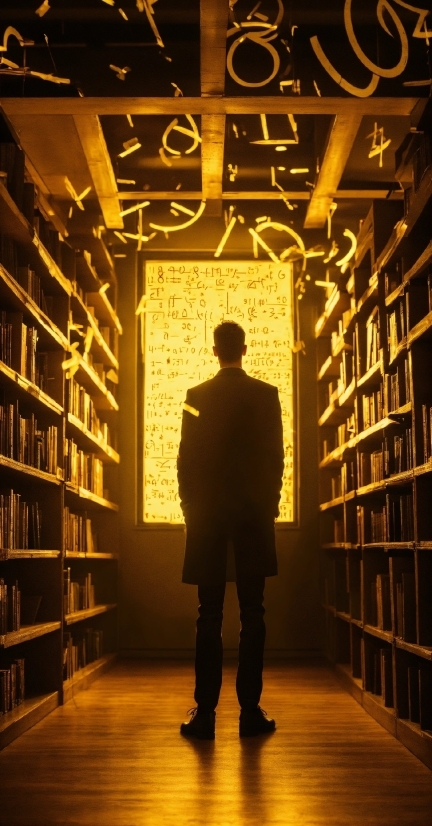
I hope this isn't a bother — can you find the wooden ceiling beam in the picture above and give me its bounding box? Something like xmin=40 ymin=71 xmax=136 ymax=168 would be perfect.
xmin=73 ymin=115 xmax=123 ymax=230
xmin=1 ymin=97 xmax=419 ymax=117
xmin=201 ymin=0 xmax=229 ymax=96
xmin=117 ymin=190 xmax=402 ymax=200
xmin=199 ymin=1 xmax=229 ymax=216
xmin=201 ymin=114 xmax=226 ymax=216
xmin=304 ymin=114 xmax=363 ymax=229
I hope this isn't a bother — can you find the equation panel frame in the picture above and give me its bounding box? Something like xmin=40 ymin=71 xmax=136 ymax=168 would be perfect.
xmin=137 ymin=258 xmax=299 ymax=529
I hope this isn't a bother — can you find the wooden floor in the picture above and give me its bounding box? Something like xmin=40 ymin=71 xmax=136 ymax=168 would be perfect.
xmin=0 ymin=661 xmax=431 ymax=826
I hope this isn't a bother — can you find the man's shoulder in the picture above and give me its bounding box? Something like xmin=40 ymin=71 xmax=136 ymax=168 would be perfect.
xmin=187 ymin=373 xmax=278 ymax=398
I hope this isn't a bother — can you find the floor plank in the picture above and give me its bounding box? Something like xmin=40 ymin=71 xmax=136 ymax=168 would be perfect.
xmin=0 ymin=661 xmax=430 ymax=826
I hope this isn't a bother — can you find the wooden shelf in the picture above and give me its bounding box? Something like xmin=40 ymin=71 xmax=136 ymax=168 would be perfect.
xmin=0 ymin=454 xmax=62 ymax=485
xmin=0 ymin=262 xmax=68 ymax=350
xmin=357 ymin=275 xmax=378 ymax=314
xmin=408 ymin=309 xmax=432 ymax=346
xmin=85 ymin=290 xmax=122 ymax=334
xmin=64 ymin=603 xmax=117 ymax=625
xmin=319 ymin=437 xmax=357 ymax=468
xmin=0 ymin=691 xmax=59 ymax=752
xmin=65 ymin=551 xmax=118 ymax=560
xmin=67 ymin=413 xmax=120 ymax=464
xmin=403 ymin=240 xmax=432 ymax=286
xmin=0 ymin=621 xmax=61 ymax=648
xmin=0 ymin=549 xmax=60 ymax=560
xmin=315 ymin=289 xmax=351 ymax=338
xmin=63 ymin=653 xmax=117 ymax=704
xmin=65 ymin=483 xmax=119 ymax=511
xmin=318 ymin=354 xmax=341 ymax=381
xmin=74 ymin=357 xmax=119 ymax=412
xmin=318 ymin=401 xmax=346 ymax=428
xmin=357 ymin=358 xmax=382 ymax=389
xmin=322 ymin=542 xmax=359 ymax=551
xmin=339 ymin=377 xmax=356 ymax=408
xmin=0 ymin=360 xmax=63 ymax=416
xmin=377 ymin=169 xmax=432 ymax=274
xmin=335 ymin=610 xmax=350 ymax=623
xmin=357 ymin=416 xmax=399 ymax=444
xmin=395 ymin=638 xmax=432 ymax=661
xmin=70 ymin=290 xmax=118 ymax=369
xmin=364 ymin=624 xmax=393 ymax=643
xmin=319 ymin=495 xmax=345 ymax=512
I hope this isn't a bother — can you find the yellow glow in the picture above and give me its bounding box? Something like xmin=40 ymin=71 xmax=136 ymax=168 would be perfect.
xmin=143 ymin=261 xmax=295 ymax=524
xmin=119 ymin=201 xmax=150 ymax=217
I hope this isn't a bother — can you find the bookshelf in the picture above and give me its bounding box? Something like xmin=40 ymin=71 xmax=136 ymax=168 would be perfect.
xmin=0 ymin=132 xmax=120 ymax=749
xmin=317 ymin=102 xmax=432 ymax=770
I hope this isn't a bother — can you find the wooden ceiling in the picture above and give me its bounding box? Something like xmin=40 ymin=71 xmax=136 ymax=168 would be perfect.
xmin=0 ymin=0 xmax=428 ymax=241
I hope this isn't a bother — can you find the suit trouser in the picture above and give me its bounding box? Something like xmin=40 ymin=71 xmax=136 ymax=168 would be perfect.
xmin=194 ymin=575 xmax=266 ymax=712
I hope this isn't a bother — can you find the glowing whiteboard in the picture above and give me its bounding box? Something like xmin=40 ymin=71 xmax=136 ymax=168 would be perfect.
xmin=143 ymin=261 xmax=295 ymax=524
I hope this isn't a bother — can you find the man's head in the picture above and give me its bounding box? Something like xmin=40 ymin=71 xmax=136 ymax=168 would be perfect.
xmin=213 ymin=321 xmax=247 ymax=367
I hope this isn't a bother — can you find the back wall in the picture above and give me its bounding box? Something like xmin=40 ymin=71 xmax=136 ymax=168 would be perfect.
xmin=117 ymin=253 xmax=320 ymax=657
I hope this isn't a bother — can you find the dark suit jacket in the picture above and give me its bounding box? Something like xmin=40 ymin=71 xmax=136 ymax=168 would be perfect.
xmin=177 ymin=368 xmax=284 ymax=584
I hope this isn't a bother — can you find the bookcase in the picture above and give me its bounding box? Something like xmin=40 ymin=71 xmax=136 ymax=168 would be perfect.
xmin=317 ymin=101 xmax=432 ymax=770
xmin=0 ymin=132 xmax=120 ymax=749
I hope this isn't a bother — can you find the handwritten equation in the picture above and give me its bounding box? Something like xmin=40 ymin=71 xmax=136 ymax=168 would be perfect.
xmin=143 ymin=261 xmax=295 ymax=524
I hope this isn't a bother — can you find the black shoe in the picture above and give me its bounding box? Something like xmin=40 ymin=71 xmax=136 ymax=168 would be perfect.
xmin=180 ymin=708 xmax=215 ymax=740
xmin=239 ymin=707 xmax=276 ymax=738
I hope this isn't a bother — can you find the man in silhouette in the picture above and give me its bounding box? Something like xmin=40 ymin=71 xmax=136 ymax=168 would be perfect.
xmin=177 ymin=321 xmax=284 ymax=739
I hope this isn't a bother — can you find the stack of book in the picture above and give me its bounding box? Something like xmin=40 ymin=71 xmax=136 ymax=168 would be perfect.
xmin=384 ymin=360 xmax=410 ymax=413
xmin=63 ymin=628 xmax=103 ymax=680
xmin=0 ymin=659 xmax=25 ymax=714
xmin=68 ymin=377 xmax=112 ymax=445
xmin=362 ymin=387 xmax=383 ymax=430
xmin=387 ymin=299 xmax=406 ymax=361
xmin=64 ymin=439 xmax=104 ymax=496
xmin=63 ymin=569 xmax=95 ymax=614
xmin=0 ymin=398 xmax=58 ymax=474
xmin=365 ymin=306 xmax=380 ymax=371
xmin=421 ymin=404 xmax=432 ymax=464
xmin=0 ymin=579 xmax=20 ymax=632
xmin=0 ymin=491 xmax=43 ymax=550
xmin=395 ymin=571 xmax=416 ymax=641
xmin=63 ymin=507 xmax=97 ymax=554
xmin=369 ymin=573 xmax=392 ymax=629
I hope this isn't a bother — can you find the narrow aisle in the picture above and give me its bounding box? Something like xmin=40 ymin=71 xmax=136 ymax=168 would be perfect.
xmin=0 ymin=662 xmax=430 ymax=826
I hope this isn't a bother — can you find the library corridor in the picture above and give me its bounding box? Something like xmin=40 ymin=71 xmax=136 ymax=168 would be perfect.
xmin=0 ymin=661 xmax=431 ymax=826
xmin=2 ymin=1 xmax=432 ymax=820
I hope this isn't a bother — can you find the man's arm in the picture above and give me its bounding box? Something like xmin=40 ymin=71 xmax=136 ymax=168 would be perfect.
xmin=177 ymin=388 xmax=199 ymax=515
xmin=262 ymin=386 xmax=284 ymax=517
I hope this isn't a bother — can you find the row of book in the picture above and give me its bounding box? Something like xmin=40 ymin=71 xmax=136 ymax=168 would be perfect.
xmin=412 ymin=131 xmax=432 ymax=192
xmin=0 ymin=311 xmax=38 ymax=384
xmin=364 ymin=306 xmax=381 ymax=372
xmin=64 ymin=439 xmax=104 ymax=496
xmin=370 ymin=573 xmax=391 ymax=630
xmin=63 ymin=629 xmax=104 ymax=681
xmin=357 ymin=493 xmax=414 ymax=544
xmin=405 ymin=665 xmax=432 ymax=730
xmin=388 ymin=299 xmax=406 ymax=362
xmin=395 ymin=571 xmax=416 ymax=642
xmin=0 ymin=579 xmax=20 ymax=633
xmin=363 ymin=643 xmax=393 ymax=707
xmin=421 ymin=403 xmax=432 ymax=465
xmin=336 ymin=414 xmax=356 ymax=449
xmin=63 ymin=507 xmax=98 ymax=554
xmin=0 ymin=659 xmax=25 ymax=715
xmin=68 ymin=377 xmax=112 ymax=447
xmin=361 ymin=387 xmax=383 ymax=430
xmin=83 ymin=353 xmax=118 ymax=396
xmin=0 ymin=491 xmax=43 ymax=551
xmin=63 ymin=569 xmax=96 ymax=615
xmin=359 ymin=449 xmax=384 ymax=486
xmin=384 ymin=360 xmax=410 ymax=413
xmin=0 ymin=398 xmax=58 ymax=474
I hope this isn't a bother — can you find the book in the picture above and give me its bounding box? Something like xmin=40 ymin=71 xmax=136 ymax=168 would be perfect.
xmin=380 ymin=648 xmax=393 ymax=707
